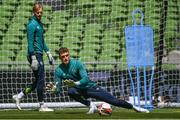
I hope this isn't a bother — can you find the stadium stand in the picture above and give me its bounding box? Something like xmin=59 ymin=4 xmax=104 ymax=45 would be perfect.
xmin=0 ymin=0 xmax=179 ymax=71
xmin=45 ymin=10 xmax=70 ymax=60
xmin=165 ymin=1 xmax=179 ymax=51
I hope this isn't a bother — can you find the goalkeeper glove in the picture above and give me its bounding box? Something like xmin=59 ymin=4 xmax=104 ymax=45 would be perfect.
xmin=64 ymin=80 xmax=80 ymax=87
xmin=46 ymin=51 xmax=54 ymax=65
xmin=46 ymin=82 xmax=56 ymax=93
xmin=31 ymin=55 xmax=39 ymax=70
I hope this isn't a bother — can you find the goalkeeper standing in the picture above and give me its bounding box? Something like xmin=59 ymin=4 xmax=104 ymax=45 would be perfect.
xmin=47 ymin=47 xmax=150 ymax=114
xmin=13 ymin=3 xmax=54 ymax=112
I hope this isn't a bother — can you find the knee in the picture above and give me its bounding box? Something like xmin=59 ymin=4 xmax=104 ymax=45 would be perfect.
xmin=68 ymin=88 xmax=78 ymax=96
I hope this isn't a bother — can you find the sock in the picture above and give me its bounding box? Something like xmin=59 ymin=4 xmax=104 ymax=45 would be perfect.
xmin=39 ymin=101 xmax=45 ymax=108
xmin=18 ymin=91 xmax=24 ymax=99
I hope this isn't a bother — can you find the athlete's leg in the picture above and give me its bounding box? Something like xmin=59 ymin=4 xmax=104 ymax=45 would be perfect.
xmin=35 ymin=53 xmax=45 ymax=102
xmin=23 ymin=55 xmax=39 ymax=95
xmin=68 ymin=87 xmax=90 ymax=106
xmin=68 ymin=88 xmax=97 ymax=114
xmin=87 ymin=86 xmax=133 ymax=109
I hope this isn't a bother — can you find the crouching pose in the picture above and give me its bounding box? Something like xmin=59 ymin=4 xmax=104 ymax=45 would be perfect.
xmin=46 ymin=47 xmax=149 ymax=114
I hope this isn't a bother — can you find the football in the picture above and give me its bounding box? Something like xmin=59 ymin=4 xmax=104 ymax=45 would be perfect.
xmin=98 ymin=103 xmax=112 ymax=116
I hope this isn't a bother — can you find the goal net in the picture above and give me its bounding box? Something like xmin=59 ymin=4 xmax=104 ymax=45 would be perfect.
xmin=0 ymin=0 xmax=179 ymax=109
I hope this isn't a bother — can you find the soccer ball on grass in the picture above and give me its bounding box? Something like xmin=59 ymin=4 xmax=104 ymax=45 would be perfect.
xmin=98 ymin=103 xmax=112 ymax=116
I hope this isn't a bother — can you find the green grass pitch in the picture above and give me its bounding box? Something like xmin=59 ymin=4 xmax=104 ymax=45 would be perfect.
xmin=0 ymin=108 xmax=180 ymax=119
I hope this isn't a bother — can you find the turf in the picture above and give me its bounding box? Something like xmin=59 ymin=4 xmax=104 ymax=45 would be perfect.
xmin=0 ymin=108 xmax=180 ymax=119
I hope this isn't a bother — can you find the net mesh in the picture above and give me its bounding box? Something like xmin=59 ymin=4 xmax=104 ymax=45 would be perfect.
xmin=0 ymin=0 xmax=179 ymax=108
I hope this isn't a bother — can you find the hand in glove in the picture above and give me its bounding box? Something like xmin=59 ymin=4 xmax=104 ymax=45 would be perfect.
xmin=64 ymin=80 xmax=76 ymax=88
xmin=46 ymin=51 xmax=54 ymax=65
xmin=46 ymin=82 xmax=56 ymax=93
xmin=31 ymin=55 xmax=39 ymax=70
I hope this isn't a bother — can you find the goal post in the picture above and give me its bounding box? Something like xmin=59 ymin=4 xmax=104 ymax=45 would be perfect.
xmin=0 ymin=0 xmax=179 ymax=109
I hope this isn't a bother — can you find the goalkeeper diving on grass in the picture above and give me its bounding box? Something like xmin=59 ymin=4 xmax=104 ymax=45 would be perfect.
xmin=46 ymin=47 xmax=150 ymax=114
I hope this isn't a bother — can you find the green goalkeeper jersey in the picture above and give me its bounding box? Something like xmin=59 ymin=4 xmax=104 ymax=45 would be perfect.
xmin=54 ymin=59 xmax=96 ymax=94
xmin=27 ymin=15 xmax=49 ymax=56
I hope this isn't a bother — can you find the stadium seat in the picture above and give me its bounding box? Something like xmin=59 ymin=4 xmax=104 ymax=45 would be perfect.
xmin=22 ymin=0 xmax=34 ymax=7
xmin=79 ymin=48 xmax=97 ymax=61
xmin=3 ymin=0 xmax=18 ymax=5
xmin=99 ymin=49 xmax=115 ymax=63
xmin=111 ymin=0 xmax=122 ymax=6
xmin=0 ymin=22 xmax=8 ymax=32
xmin=93 ymin=0 xmax=111 ymax=15
xmin=63 ymin=36 xmax=80 ymax=45
xmin=15 ymin=10 xmax=31 ymax=19
xmin=84 ymin=41 xmax=102 ymax=53
xmin=48 ymin=22 xmax=66 ymax=32
xmin=21 ymin=6 xmax=32 ymax=13
xmin=1 ymin=4 xmax=15 ymax=12
xmin=48 ymin=11 xmax=70 ymax=31
xmin=111 ymin=0 xmax=128 ymax=21
xmin=42 ymin=5 xmax=53 ymax=24
xmin=104 ymin=29 xmax=120 ymax=38
xmin=46 ymin=33 xmax=61 ymax=43
xmin=63 ymin=39 xmax=81 ymax=54
xmin=78 ymin=0 xmax=95 ymax=8
xmin=0 ymin=30 xmax=3 ymax=43
xmin=1 ymin=11 xmax=13 ymax=20
xmin=66 ymin=27 xmax=83 ymax=39
xmin=43 ymin=5 xmax=52 ymax=12
xmin=16 ymin=49 xmax=27 ymax=61
xmin=70 ymin=17 xmax=87 ymax=25
xmin=45 ymin=11 xmax=70 ymax=48
xmin=85 ymin=23 xmax=103 ymax=35
xmin=95 ymin=64 xmax=114 ymax=70
xmin=84 ymin=24 xmax=103 ymax=46
xmin=83 ymin=34 xmax=101 ymax=44
xmin=52 ymin=10 xmax=70 ymax=21
xmin=0 ymin=50 xmax=13 ymax=62
xmin=163 ymin=1 xmax=179 ymax=50
xmin=79 ymin=49 xmax=98 ymax=70
xmin=0 ymin=44 xmax=17 ymax=61
xmin=145 ymin=0 xmax=161 ymax=26
xmin=0 ymin=0 xmax=178 ymax=70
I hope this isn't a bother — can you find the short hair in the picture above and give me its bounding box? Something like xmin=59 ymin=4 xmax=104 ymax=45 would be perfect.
xmin=58 ymin=47 xmax=69 ymax=55
xmin=33 ymin=3 xmax=43 ymax=13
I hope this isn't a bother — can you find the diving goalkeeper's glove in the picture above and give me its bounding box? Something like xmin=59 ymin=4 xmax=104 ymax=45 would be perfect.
xmin=64 ymin=80 xmax=80 ymax=87
xmin=31 ymin=55 xmax=39 ymax=70
xmin=46 ymin=82 xmax=56 ymax=93
xmin=46 ymin=51 xmax=54 ymax=65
